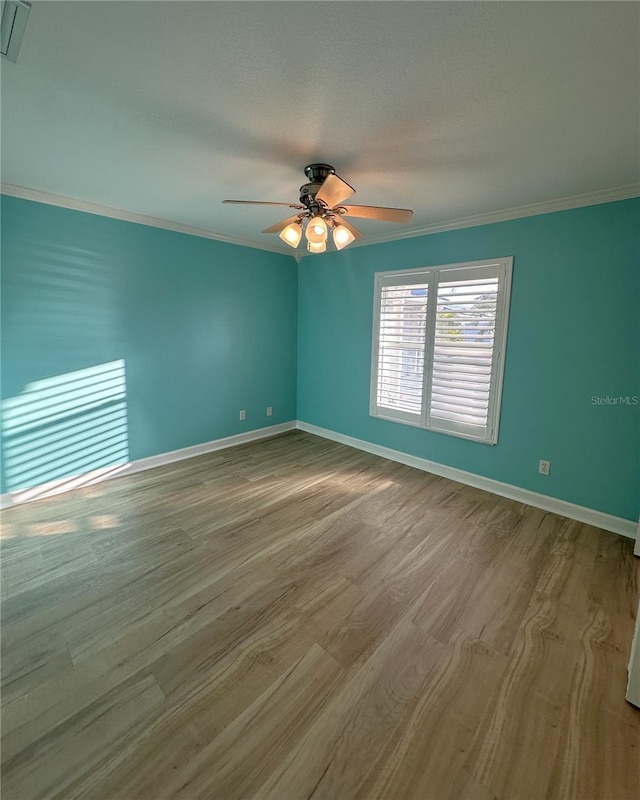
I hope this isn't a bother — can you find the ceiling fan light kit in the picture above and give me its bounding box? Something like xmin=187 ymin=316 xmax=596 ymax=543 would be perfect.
xmin=278 ymin=221 xmax=302 ymax=248
xmin=223 ymin=164 xmax=413 ymax=254
xmin=333 ymin=224 xmax=355 ymax=250
xmin=306 ymin=215 xmax=328 ymax=244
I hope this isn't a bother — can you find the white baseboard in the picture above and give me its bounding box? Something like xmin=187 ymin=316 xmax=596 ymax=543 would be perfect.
xmin=0 ymin=421 xmax=296 ymax=509
xmin=296 ymin=421 xmax=638 ymax=540
xmin=3 ymin=418 xmax=636 ymax=542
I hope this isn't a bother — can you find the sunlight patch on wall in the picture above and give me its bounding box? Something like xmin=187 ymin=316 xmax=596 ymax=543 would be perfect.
xmin=1 ymin=360 xmax=129 ymax=493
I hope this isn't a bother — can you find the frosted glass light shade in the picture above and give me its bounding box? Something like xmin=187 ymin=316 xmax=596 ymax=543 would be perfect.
xmin=306 ymin=216 xmax=327 ymax=244
xmin=332 ymin=224 xmax=356 ymax=250
xmin=307 ymin=240 xmax=326 ymax=253
xmin=278 ymin=222 xmax=302 ymax=248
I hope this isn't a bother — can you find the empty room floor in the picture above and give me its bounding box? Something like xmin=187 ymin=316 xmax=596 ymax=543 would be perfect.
xmin=1 ymin=430 xmax=638 ymax=799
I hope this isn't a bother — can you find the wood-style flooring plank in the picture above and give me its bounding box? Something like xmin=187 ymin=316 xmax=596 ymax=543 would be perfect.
xmin=254 ymin=618 xmax=444 ymax=800
xmin=353 ymin=632 xmax=506 ymax=800
xmin=1 ymin=430 xmax=638 ymax=800
xmin=1 ymin=671 xmax=164 ymax=800
xmin=463 ymin=520 xmax=621 ymax=800
xmin=157 ymin=643 xmax=345 ymax=799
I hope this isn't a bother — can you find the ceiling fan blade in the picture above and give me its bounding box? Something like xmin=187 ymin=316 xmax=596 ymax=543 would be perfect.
xmin=223 ymin=200 xmax=304 ymax=209
xmin=332 ymin=216 xmax=364 ymax=240
xmin=339 ymin=205 xmax=414 ymax=224
xmin=262 ymin=214 xmax=303 ymax=234
xmin=315 ymin=173 xmax=355 ymax=207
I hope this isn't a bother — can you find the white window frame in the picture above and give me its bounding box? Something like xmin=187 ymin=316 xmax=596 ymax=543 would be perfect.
xmin=370 ymin=257 xmax=513 ymax=445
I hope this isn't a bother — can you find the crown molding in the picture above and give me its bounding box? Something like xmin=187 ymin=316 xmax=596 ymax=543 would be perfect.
xmin=351 ymin=183 xmax=640 ymax=248
xmin=300 ymin=183 xmax=640 ymax=258
xmin=3 ymin=180 xmax=637 ymax=261
xmin=0 ymin=182 xmax=294 ymax=258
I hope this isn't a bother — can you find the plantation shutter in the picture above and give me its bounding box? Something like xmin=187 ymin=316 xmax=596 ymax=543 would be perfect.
xmin=428 ymin=268 xmax=502 ymax=440
xmin=372 ymin=273 xmax=430 ymax=423
xmin=371 ymin=259 xmax=512 ymax=444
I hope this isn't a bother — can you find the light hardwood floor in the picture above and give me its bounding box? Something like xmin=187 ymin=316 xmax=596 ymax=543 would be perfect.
xmin=1 ymin=430 xmax=638 ymax=799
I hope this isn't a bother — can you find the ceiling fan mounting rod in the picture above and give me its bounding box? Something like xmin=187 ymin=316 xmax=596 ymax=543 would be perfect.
xmin=303 ymin=163 xmax=336 ymax=183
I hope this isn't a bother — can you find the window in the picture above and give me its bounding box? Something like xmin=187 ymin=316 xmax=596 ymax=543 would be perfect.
xmin=370 ymin=257 xmax=513 ymax=444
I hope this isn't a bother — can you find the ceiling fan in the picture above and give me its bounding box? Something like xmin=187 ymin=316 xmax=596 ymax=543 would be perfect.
xmin=223 ymin=163 xmax=413 ymax=253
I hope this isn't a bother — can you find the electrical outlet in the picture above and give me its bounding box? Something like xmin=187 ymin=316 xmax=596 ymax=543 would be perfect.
xmin=266 ymin=406 xmax=273 ymax=417
xmin=538 ymin=459 xmax=550 ymax=476
xmin=239 ymin=410 xmax=246 ymax=421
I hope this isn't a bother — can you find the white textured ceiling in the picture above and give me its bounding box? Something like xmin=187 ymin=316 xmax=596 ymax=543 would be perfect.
xmin=2 ymin=1 xmax=639 ymax=252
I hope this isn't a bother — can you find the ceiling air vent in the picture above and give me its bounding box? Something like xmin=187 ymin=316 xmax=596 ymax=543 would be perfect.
xmin=1 ymin=0 xmax=31 ymax=62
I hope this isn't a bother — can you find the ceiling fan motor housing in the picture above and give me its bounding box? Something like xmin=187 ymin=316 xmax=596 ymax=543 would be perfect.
xmin=300 ymin=163 xmax=336 ymax=208
xmin=299 ymin=183 xmax=323 ymax=208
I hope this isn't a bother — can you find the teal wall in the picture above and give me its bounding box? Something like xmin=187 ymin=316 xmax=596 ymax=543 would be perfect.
xmin=297 ymin=199 xmax=640 ymax=521
xmin=2 ymin=195 xmax=638 ymax=521
xmin=1 ymin=196 xmax=297 ymax=493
